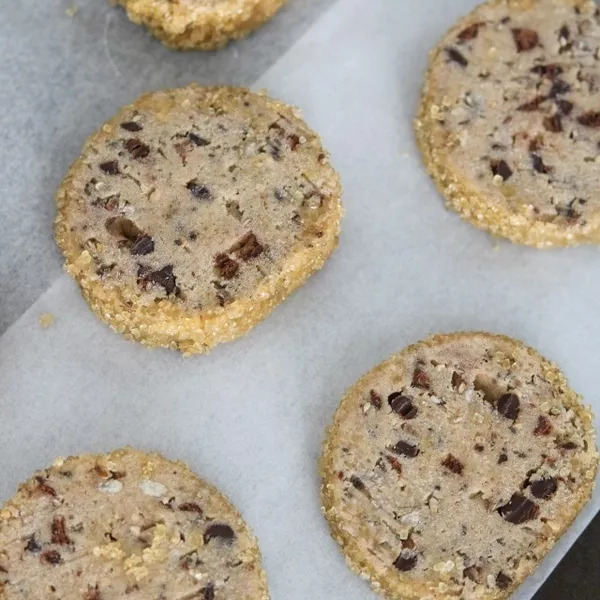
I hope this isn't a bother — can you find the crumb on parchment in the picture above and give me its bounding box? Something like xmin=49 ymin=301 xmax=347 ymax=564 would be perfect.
xmin=39 ymin=313 xmax=55 ymax=328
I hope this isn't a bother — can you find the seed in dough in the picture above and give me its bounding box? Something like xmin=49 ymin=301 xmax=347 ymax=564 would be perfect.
xmin=55 ymin=85 xmax=342 ymax=354
xmin=0 ymin=448 xmax=269 ymax=600
xmin=416 ymin=0 xmax=600 ymax=247
xmin=321 ymin=332 xmax=598 ymax=600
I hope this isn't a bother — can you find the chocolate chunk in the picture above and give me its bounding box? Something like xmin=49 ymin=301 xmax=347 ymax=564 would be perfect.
xmin=534 ymin=415 xmax=553 ymax=435
xmin=530 ymin=477 xmax=558 ymax=499
xmin=186 ymin=181 xmax=212 ymax=200
xmin=51 ymin=516 xmax=70 ymax=545
xmin=120 ymin=121 xmax=143 ymax=132
xmin=442 ymin=454 xmax=464 ymax=474
xmin=25 ymin=535 xmax=42 ymax=553
xmin=496 ymin=572 xmax=513 ymax=589
xmin=464 ymin=565 xmax=483 ymax=583
xmin=214 ymin=253 xmax=239 ymax=280
xmin=393 ymin=553 xmax=417 ymax=572
xmin=530 ymin=64 xmax=563 ymax=79
xmin=490 ymin=159 xmax=512 ymax=180
xmin=517 ymin=96 xmax=546 ymax=111
xmin=457 ymin=22 xmax=484 ymax=43
xmin=531 ymin=153 xmax=551 ymax=174
xmin=231 ymin=232 xmax=264 ymax=261
xmin=350 ymin=476 xmax=366 ymax=491
xmin=124 ymin=138 xmax=150 ymax=159
xmin=288 ymin=134 xmax=300 ymax=150
xmin=497 ymin=393 xmax=520 ymax=420
xmin=203 ymin=524 xmax=235 ymax=544
xmin=388 ymin=393 xmax=418 ymax=419
xmin=446 ymin=47 xmax=468 ymax=67
xmin=139 ymin=265 xmax=177 ymax=295
xmin=392 ymin=440 xmax=420 ymax=458
xmin=543 ymin=114 xmax=562 ymax=133
xmin=202 ymin=584 xmax=215 ymax=600
xmin=179 ymin=502 xmax=203 ymax=514
xmin=577 ymin=111 xmax=600 ymax=127
xmin=35 ymin=476 xmax=57 ymax=497
xmin=498 ymin=452 xmax=508 ymax=464
xmin=557 ymin=99 xmax=574 ymax=115
xmin=498 ymin=493 xmax=539 ymax=524
xmin=451 ymin=371 xmax=465 ymax=390
xmin=412 ymin=368 xmax=430 ymax=389
xmin=369 ymin=390 xmax=382 ymax=410
xmin=188 ymin=132 xmax=210 ymax=146
xmin=130 ymin=235 xmax=155 ymax=256
xmin=474 ymin=444 xmax=484 ymax=452
xmin=99 ymin=160 xmax=119 ymax=175
xmin=559 ymin=25 xmax=570 ymax=40
xmin=548 ymin=79 xmax=571 ymax=97
xmin=560 ymin=441 xmax=578 ymax=450
xmin=40 ymin=550 xmax=62 ymax=565
xmin=512 ymin=28 xmax=539 ymax=52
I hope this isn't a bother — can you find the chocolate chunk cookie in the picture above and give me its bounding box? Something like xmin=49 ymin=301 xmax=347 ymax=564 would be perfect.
xmin=416 ymin=0 xmax=600 ymax=247
xmin=111 ymin=0 xmax=286 ymax=50
xmin=321 ymin=332 xmax=598 ymax=600
xmin=0 ymin=448 xmax=269 ymax=600
xmin=55 ymin=85 xmax=342 ymax=354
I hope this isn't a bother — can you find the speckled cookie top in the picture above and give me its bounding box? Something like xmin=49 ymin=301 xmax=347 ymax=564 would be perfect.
xmin=0 ymin=448 xmax=268 ymax=600
xmin=421 ymin=0 xmax=600 ymax=244
xmin=321 ymin=333 xmax=598 ymax=600
xmin=56 ymin=85 xmax=340 ymax=312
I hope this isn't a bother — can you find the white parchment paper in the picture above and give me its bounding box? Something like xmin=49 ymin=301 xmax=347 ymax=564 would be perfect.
xmin=0 ymin=2 xmax=598 ymax=599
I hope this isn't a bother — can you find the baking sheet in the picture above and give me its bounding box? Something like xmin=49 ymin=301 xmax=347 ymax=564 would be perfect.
xmin=1 ymin=1 xmax=599 ymax=599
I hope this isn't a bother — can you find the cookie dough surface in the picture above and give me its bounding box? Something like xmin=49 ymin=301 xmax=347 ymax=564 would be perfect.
xmin=113 ymin=0 xmax=286 ymax=50
xmin=416 ymin=0 xmax=600 ymax=247
xmin=55 ymin=85 xmax=342 ymax=354
xmin=0 ymin=448 xmax=269 ymax=600
xmin=321 ymin=332 xmax=598 ymax=600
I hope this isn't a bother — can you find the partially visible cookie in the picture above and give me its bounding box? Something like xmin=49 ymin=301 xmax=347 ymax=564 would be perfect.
xmin=112 ymin=0 xmax=286 ymax=50
xmin=0 ymin=448 xmax=269 ymax=600
xmin=321 ymin=332 xmax=598 ymax=600
xmin=55 ymin=85 xmax=342 ymax=354
xmin=416 ymin=0 xmax=600 ymax=247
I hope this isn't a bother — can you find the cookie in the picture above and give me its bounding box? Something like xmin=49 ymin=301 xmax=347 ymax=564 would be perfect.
xmin=55 ymin=85 xmax=342 ymax=354
xmin=0 ymin=448 xmax=269 ymax=600
xmin=112 ymin=0 xmax=286 ymax=50
xmin=416 ymin=0 xmax=600 ymax=247
xmin=321 ymin=332 xmax=598 ymax=600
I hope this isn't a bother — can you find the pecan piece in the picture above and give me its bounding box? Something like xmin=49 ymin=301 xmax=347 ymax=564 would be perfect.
xmin=442 ymin=454 xmax=464 ymax=474
xmin=411 ymin=368 xmax=430 ymax=389
xmin=35 ymin=476 xmax=57 ymax=497
xmin=369 ymin=389 xmax=382 ymax=410
xmin=230 ymin=232 xmax=264 ymax=261
xmin=40 ymin=550 xmax=62 ymax=565
xmin=577 ymin=111 xmax=600 ymax=127
xmin=517 ymin=96 xmax=546 ymax=112
xmin=214 ymin=253 xmax=239 ymax=280
xmin=533 ymin=415 xmax=553 ymax=435
xmin=457 ymin=22 xmax=484 ymax=43
xmin=179 ymin=502 xmax=203 ymax=514
xmin=512 ymin=28 xmax=539 ymax=52
xmin=543 ymin=115 xmax=562 ymax=133
xmin=51 ymin=516 xmax=70 ymax=545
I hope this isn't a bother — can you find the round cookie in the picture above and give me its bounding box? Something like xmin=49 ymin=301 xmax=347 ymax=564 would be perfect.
xmin=416 ymin=0 xmax=600 ymax=247
xmin=112 ymin=0 xmax=286 ymax=50
xmin=321 ymin=332 xmax=598 ymax=600
xmin=0 ymin=448 xmax=269 ymax=600
xmin=55 ymin=85 xmax=342 ymax=354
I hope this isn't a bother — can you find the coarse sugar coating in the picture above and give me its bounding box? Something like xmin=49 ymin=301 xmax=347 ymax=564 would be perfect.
xmin=321 ymin=332 xmax=598 ymax=600
xmin=112 ymin=0 xmax=286 ymax=50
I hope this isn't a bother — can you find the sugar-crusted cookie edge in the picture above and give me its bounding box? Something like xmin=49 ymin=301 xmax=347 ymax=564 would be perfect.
xmin=54 ymin=85 xmax=343 ymax=355
xmin=320 ymin=331 xmax=598 ymax=600
xmin=415 ymin=0 xmax=600 ymax=248
xmin=112 ymin=0 xmax=286 ymax=50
